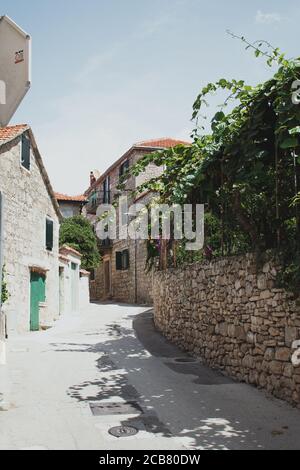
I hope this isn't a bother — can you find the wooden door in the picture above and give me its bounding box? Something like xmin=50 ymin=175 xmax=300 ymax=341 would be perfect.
xmin=30 ymin=272 xmax=45 ymax=331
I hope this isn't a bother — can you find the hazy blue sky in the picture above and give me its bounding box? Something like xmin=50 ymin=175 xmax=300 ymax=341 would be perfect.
xmin=1 ymin=0 xmax=300 ymax=194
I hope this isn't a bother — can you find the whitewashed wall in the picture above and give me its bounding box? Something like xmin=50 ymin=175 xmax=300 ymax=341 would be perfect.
xmin=79 ymin=272 xmax=90 ymax=310
xmin=59 ymin=251 xmax=81 ymax=316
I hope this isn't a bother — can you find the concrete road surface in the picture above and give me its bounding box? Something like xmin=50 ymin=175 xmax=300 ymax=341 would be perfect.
xmin=0 ymin=303 xmax=300 ymax=450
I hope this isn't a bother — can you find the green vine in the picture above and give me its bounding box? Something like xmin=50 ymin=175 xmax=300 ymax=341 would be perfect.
xmin=123 ymin=34 xmax=300 ymax=294
xmin=1 ymin=266 xmax=9 ymax=305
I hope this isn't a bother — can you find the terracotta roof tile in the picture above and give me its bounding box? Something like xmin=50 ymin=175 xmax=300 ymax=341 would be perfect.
xmin=60 ymin=245 xmax=82 ymax=258
xmin=86 ymin=137 xmax=191 ymax=194
xmin=55 ymin=192 xmax=87 ymax=203
xmin=0 ymin=124 xmax=29 ymax=143
xmin=135 ymin=138 xmax=191 ymax=148
xmin=80 ymin=269 xmax=90 ymax=276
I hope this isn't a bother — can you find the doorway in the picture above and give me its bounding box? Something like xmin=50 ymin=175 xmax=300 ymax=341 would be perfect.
xmin=30 ymin=272 xmax=46 ymax=331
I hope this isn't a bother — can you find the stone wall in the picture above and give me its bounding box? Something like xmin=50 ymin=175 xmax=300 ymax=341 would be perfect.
xmin=0 ymin=135 xmax=60 ymax=333
xmin=86 ymin=147 xmax=159 ymax=306
xmin=153 ymin=254 xmax=300 ymax=406
xmin=90 ymin=239 xmax=153 ymax=305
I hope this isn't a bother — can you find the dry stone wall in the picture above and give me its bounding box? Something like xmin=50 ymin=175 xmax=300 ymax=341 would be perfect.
xmin=153 ymin=254 xmax=300 ymax=406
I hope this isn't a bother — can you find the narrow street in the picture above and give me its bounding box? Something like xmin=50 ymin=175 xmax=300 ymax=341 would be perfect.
xmin=1 ymin=303 xmax=300 ymax=450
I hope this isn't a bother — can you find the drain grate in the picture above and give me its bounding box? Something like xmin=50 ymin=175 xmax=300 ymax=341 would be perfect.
xmin=108 ymin=426 xmax=138 ymax=438
xmin=89 ymin=401 xmax=143 ymax=416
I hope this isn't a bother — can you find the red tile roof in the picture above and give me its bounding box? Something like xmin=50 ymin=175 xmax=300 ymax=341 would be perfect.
xmin=80 ymin=269 xmax=90 ymax=276
xmin=86 ymin=137 xmax=191 ymax=195
xmin=0 ymin=124 xmax=29 ymax=143
xmin=135 ymin=138 xmax=191 ymax=148
xmin=55 ymin=192 xmax=87 ymax=203
xmin=60 ymin=245 xmax=82 ymax=258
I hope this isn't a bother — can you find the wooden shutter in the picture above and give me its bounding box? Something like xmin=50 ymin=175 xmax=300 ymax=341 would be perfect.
xmin=116 ymin=252 xmax=123 ymax=270
xmin=107 ymin=176 xmax=111 ymax=203
xmin=21 ymin=133 xmax=30 ymax=170
xmin=122 ymin=249 xmax=130 ymax=270
xmin=46 ymin=218 xmax=54 ymax=251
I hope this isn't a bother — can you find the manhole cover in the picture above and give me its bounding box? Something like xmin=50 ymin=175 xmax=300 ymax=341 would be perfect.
xmin=89 ymin=401 xmax=143 ymax=416
xmin=108 ymin=426 xmax=138 ymax=438
xmin=175 ymin=357 xmax=197 ymax=363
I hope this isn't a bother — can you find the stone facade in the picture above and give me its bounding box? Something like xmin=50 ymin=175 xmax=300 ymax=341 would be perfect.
xmin=86 ymin=142 xmax=169 ymax=305
xmin=90 ymin=239 xmax=153 ymax=305
xmin=153 ymin=254 xmax=300 ymax=406
xmin=55 ymin=193 xmax=87 ymax=219
xmin=0 ymin=128 xmax=60 ymax=333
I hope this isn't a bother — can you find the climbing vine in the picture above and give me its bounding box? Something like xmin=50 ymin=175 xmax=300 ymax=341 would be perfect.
xmin=122 ymin=35 xmax=300 ymax=293
xmin=1 ymin=266 xmax=9 ymax=305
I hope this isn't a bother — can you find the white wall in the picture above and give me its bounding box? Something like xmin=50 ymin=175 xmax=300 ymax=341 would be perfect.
xmin=59 ymin=252 xmax=81 ymax=316
xmin=79 ymin=274 xmax=90 ymax=310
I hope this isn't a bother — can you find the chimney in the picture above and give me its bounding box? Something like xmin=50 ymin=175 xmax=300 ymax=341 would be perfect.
xmin=90 ymin=171 xmax=96 ymax=186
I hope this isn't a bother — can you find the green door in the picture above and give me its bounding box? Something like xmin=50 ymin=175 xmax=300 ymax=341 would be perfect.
xmin=30 ymin=272 xmax=46 ymax=331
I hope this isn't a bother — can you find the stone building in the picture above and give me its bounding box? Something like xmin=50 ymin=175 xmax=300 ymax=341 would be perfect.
xmin=55 ymin=193 xmax=87 ymax=218
xmin=84 ymin=138 xmax=189 ymax=305
xmin=0 ymin=125 xmax=61 ymax=333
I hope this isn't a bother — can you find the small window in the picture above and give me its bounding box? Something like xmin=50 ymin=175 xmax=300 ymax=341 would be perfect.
xmin=116 ymin=252 xmax=123 ymax=271
xmin=46 ymin=218 xmax=54 ymax=251
xmin=119 ymin=160 xmax=130 ymax=179
xmin=116 ymin=249 xmax=130 ymax=271
xmin=90 ymin=269 xmax=95 ymax=281
xmin=21 ymin=133 xmax=31 ymax=170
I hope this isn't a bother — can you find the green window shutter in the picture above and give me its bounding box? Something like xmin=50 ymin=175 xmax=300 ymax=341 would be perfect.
xmin=107 ymin=176 xmax=111 ymax=203
xmin=116 ymin=252 xmax=123 ymax=270
xmin=46 ymin=218 xmax=54 ymax=251
xmin=122 ymin=249 xmax=130 ymax=270
xmin=21 ymin=133 xmax=30 ymax=170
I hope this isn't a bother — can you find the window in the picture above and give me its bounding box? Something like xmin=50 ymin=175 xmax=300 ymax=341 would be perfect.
xmin=90 ymin=269 xmax=95 ymax=281
xmin=116 ymin=249 xmax=130 ymax=271
xmin=21 ymin=133 xmax=30 ymax=170
xmin=103 ymin=176 xmax=110 ymax=204
xmin=119 ymin=160 xmax=130 ymax=179
xmin=45 ymin=218 xmax=54 ymax=251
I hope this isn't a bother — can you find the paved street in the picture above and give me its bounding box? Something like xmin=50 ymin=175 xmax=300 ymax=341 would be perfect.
xmin=1 ymin=303 xmax=300 ymax=450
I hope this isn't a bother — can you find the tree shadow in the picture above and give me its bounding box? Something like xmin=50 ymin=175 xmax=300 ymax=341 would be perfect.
xmin=49 ymin=310 xmax=300 ymax=450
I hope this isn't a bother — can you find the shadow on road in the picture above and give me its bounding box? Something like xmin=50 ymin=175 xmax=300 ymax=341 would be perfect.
xmin=49 ymin=309 xmax=300 ymax=450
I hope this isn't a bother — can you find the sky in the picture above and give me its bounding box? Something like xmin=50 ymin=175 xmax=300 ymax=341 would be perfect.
xmin=1 ymin=0 xmax=300 ymax=194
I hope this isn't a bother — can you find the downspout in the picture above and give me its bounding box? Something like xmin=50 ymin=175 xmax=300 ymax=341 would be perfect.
xmin=134 ymin=239 xmax=137 ymax=304
xmin=0 ymin=191 xmax=6 ymax=365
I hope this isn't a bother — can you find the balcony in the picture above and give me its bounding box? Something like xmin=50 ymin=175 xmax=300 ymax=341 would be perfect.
xmin=86 ymin=190 xmax=111 ymax=214
xmin=98 ymin=237 xmax=113 ymax=252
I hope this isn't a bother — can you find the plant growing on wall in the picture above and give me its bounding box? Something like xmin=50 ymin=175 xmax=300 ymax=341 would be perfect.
xmin=1 ymin=266 xmax=9 ymax=305
xmin=122 ymin=34 xmax=300 ymax=294
xmin=59 ymin=216 xmax=101 ymax=271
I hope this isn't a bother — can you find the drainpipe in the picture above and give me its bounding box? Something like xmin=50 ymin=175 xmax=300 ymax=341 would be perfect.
xmin=134 ymin=239 xmax=137 ymax=304
xmin=0 ymin=192 xmax=10 ymax=412
xmin=0 ymin=191 xmax=6 ymax=366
